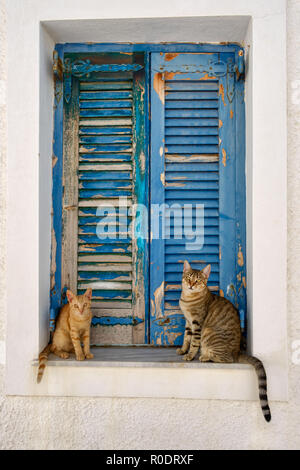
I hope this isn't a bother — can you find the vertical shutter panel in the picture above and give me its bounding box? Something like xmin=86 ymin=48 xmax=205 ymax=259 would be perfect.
xmin=62 ymin=62 xmax=147 ymax=345
xmin=150 ymin=52 xmax=240 ymax=346
xmin=77 ymin=74 xmax=134 ymax=345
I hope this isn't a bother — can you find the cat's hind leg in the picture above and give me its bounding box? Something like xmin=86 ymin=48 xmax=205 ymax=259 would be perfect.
xmin=199 ymin=354 xmax=211 ymax=362
xmin=200 ymin=327 xmax=235 ymax=363
xmin=51 ymin=346 xmax=70 ymax=359
xmin=51 ymin=329 xmax=74 ymax=359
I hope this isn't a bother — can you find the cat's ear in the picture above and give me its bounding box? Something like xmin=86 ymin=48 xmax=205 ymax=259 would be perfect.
xmin=84 ymin=288 xmax=92 ymax=300
xmin=183 ymin=260 xmax=192 ymax=273
xmin=66 ymin=290 xmax=75 ymax=303
xmin=202 ymin=264 xmax=211 ymax=279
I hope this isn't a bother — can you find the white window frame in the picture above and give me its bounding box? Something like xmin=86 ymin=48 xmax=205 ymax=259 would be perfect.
xmin=6 ymin=0 xmax=288 ymax=401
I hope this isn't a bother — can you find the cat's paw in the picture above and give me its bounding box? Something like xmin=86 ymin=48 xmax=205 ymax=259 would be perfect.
xmin=199 ymin=355 xmax=210 ymax=362
xmin=76 ymin=352 xmax=85 ymax=361
xmin=85 ymin=353 xmax=94 ymax=360
xmin=182 ymin=353 xmax=195 ymax=361
xmin=60 ymin=352 xmax=69 ymax=359
xmin=176 ymin=348 xmax=185 ymax=355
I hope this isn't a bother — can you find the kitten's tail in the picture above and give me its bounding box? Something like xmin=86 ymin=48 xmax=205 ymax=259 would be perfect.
xmin=37 ymin=344 xmax=52 ymax=384
xmin=238 ymin=353 xmax=271 ymax=422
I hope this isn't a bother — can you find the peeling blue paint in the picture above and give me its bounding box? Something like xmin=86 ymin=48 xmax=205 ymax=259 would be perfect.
xmin=149 ymin=50 xmax=246 ymax=345
xmin=92 ymin=316 xmax=143 ymax=327
xmin=50 ymin=44 xmax=64 ymax=321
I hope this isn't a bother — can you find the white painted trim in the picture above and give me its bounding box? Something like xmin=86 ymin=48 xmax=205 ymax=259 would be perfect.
xmin=6 ymin=0 xmax=288 ymax=401
xmin=29 ymin=363 xmax=259 ymax=401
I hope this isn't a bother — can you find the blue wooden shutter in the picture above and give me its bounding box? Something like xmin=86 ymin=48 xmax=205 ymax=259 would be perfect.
xmin=62 ymin=56 xmax=148 ymax=345
xmin=149 ymin=52 xmax=246 ymax=345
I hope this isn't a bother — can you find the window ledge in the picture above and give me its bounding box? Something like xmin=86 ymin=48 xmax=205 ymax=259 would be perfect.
xmin=29 ymin=347 xmax=262 ymax=401
xmin=32 ymin=346 xmax=253 ymax=369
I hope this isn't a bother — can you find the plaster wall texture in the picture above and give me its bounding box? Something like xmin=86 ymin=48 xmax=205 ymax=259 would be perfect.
xmin=0 ymin=0 xmax=300 ymax=450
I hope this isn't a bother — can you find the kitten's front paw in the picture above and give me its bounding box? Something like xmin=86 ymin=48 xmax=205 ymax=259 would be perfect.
xmin=85 ymin=353 xmax=94 ymax=360
xmin=76 ymin=352 xmax=85 ymax=361
xmin=176 ymin=348 xmax=185 ymax=355
xmin=182 ymin=353 xmax=195 ymax=361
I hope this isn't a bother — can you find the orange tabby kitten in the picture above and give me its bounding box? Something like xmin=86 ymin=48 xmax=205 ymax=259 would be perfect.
xmin=37 ymin=288 xmax=93 ymax=383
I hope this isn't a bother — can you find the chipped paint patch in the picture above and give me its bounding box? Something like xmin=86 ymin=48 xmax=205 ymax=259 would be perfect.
xmin=242 ymin=277 xmax=247 ymax=288
xmin=219 ymin=83 xmax=227 ymax=106
xmin=230 ymin=109 xmax=234 ymax=119
xmin=237 ymin=245 xmax=244 ymax=267
xmin=166 ymin=332 xmax=182 ymax=343
xmin=160 ymin=146 xmax=163 ymax=157
xmin=165 ymin=284 xmax=181 ymax=291
xmin=155 ymin=334 xmax=162 ymax=346
xmin=173 ymin=175 xmax=187 ymax=181
xmin=138 ymin=81 xmax=145 ymax=102
xmin=166 ymin=181 xmax=185 ymax=188
xmin=200 ymin=74 xmax=217 ymax=81
xmin=52 ymin=154 xmax=58 ymax=168
xmin=151 ymin=299 xmax=155 ymax=317
xmin=153 ymin=72 xmax=165 ymax=104
xmin=160 ymin=172 xmax=165 ymax=186
xmin=227 ymin=283 xmax=238 ymax=307
xmin=166 ymin=154 xmax=218 ymax=163
xmin=222 ymin=148 xmax=227 ymax=167
xmin=139 ymin=151 xmax=146 ymax=176
xmin=164 ymin=72 xmax=177 ymax=80
xmin=164 ymin=53 xmax=180 ymax=61
xmin=219 ymin=246 xmax=222 ymax=260
xmin=219 ymin=119 xmax=223 ymax=128
xmin=153 ymin=281 xmax=164 ymax=319
xmin=219 ymin=289 xmax=224 ymax=297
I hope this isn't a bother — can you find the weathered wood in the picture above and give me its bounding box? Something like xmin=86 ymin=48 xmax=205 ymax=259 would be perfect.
xmin=150 ymin=58 xmax=166 ymax=345
xmin=62 ymin=79 xmax=79 ymax=293
xmin=52 ymin=47 xmax=246 ymax=347
xmin=70 ymin=63 xmax=147 ymax=345
xmin=131 ymin=56 xmax=148 ymax=344
xmin=150 ymin=53 xmax=225 ymax=346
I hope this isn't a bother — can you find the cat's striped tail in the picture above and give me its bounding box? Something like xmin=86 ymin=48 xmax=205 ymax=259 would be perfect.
xmin=37 ymin=344 xmax=51 ymax=384
xmin=238 ymin=353 xmax=271 ymax=422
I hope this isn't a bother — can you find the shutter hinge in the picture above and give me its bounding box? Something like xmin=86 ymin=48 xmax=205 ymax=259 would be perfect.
xmin=235 ymin=49 xmax=245 ymax=80
xmin=226 ymin=49 xmax=245 ymax=103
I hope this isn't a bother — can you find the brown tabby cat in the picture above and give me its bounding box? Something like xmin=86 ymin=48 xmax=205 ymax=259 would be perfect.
xmin=37 ymin=288 xmax=93 ymax=383
xmin=177 ymin=261 xmax=271 ymax=422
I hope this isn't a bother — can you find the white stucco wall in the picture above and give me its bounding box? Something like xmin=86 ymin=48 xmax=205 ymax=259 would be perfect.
xmin=0 ymin=0 xmax=300 ymax=450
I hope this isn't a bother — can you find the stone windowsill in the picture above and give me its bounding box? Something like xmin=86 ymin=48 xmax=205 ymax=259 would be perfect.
xmin=33 ymin=346 xmax=252 ymax=369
